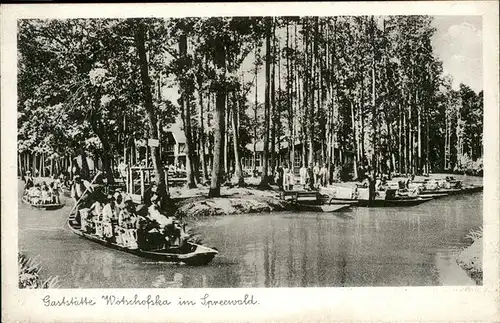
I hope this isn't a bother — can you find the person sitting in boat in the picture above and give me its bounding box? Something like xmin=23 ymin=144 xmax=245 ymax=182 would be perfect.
xmin=102 ymin=194 xmax=119 ymax=241
xmin=89 ymin=196 xmax=104 ymax=238
xmin=148 ymin=194 xmax=184 ymax=247
xmin=118 ymin=195 xmax=139 ymax=249
xmin=28 ymin=184 xmax=42 ymax=204
xmin=114 ymin=191 xmax=126 ymax=211
xmin=40 ymin=182 xmax=51 ymax=204
xmin=135 ymin=205 xmax=159 ymax=250
xmin=148 ymin=194 xmax=172 ymax=228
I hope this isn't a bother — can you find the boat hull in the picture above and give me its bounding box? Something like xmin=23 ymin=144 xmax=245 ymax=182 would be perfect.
xmin=22 ymin=196 xmax=65 ymax=210
xmin=419 ymin=185 xmax=483 ymax=196
xmin=296 ymin=203 xmax=352 ymax=212
xmin=357 ymin=197 xmax=433 ymax=207
xmin=67 ymin=219 xmax=217 ymax=266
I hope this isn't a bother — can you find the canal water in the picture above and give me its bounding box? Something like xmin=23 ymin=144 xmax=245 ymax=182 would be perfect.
xmin=18 ymin=179 xmax=482 ymax=288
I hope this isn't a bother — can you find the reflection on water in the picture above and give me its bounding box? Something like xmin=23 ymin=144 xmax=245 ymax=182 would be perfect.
xmin=19 ymin=186 xmax=482 ymax=288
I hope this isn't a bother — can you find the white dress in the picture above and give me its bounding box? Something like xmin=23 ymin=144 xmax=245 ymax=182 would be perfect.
xmin=299 ymin=167 xmax=307 ymax=185
xmin=148 ymin=205 xmax=173 ymax=228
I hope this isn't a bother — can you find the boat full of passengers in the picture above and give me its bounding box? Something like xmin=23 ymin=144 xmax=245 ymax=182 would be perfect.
xmin=66 ymin=173 xmax=218 ymax=266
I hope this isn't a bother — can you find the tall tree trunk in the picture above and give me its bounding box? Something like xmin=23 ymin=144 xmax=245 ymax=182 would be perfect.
xmin=294 ymin=23 xmax=300 ymax=168
xmin=371 ymin=19 xmax=377 ymax=174
xmin=277 ymin=32 xmax=282 ymax=169
xmin=403 ymin=107 xmax=408 ymax=174
xmin=135 ymin=20 xmax=167 ymax=201
xmin=307 ymin=18 xmax=316 ymax=166
xmin=198 ymin=88 xmax=209 ymax=181
xmin=398 ymin=104 xmax=402 ymax=173
xmin=286 ymin=20 xmax=293 ymax=169
xmin=444 ymin=112 xmax=447 ymax=170
xmin=360 ymin=79 xmax=365 ymax=164
xmin=253 ymin=46 xmax=258 ymax=174
xmin=270 ymin=22 xmax=277 ymax=180
xmin=208 ymin=36 xmax=226 ymax=197
xmin=417 ymin=103 xmax=422 ymax=174
xmin=350 ymin=100 xmax=358 ymax=179
xmin=426 ymin=107 xmax=430 ymax=174
xmin=224 ymin=98 xmax=230 ymax=175
xmin=260 ymin=18 xmax=272 ymax=186
xmin=178 ymin=33 xmax=197 ymax=188
xmin=231 ymin=93 xmax=245 ymax=186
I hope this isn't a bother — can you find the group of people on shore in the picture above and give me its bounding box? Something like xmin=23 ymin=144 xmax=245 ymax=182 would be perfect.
xmin=275 ymin=163 xmax=331 ymax=191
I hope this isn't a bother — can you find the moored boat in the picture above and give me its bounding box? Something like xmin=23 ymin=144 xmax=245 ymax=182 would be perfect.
xmin=419 ymin=192 xmax=449 ymax=199
xmin=67 ymin=216 xmax=218 ymax=266
xmin=356 ymin=197 xmax=433 ymax=207
xmin=295 ymin=203 xmax=352 ymax=212
xmin=419 ymin=184 xmax=483 ymax=196
xmin=21 ymin=195 xmax=65 ymax=210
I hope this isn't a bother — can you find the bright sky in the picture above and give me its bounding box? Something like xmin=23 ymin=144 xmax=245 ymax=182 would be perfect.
xmin=163 ymin=16 xmax=483 ymax=105
xmin=431 ymin=16 xmax=483 ymax=93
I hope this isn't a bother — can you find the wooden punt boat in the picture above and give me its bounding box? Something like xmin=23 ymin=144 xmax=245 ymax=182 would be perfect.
xmin=318 ymin=195 xmax=360 ymax=205
xmin=296 ymin=203 xmax=352 ymax=213
xmin=67 ymin=215 xmax=218 ymax=266
xmin=419 ymin=185 xmax=483 ymax=196
xmin=21 ymin=195 xmax=65 ymax=210
xmin=460 ymin=185 xmax=483 ymax=193
xmin=356 ymin=197 xmax=433 ymax=207
xmin=419 ymin=193 xmax=449 ymax=199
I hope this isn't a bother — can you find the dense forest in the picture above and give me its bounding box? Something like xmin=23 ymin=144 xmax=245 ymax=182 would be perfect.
xmin=17 ymin=16 xmax=483 ymax=198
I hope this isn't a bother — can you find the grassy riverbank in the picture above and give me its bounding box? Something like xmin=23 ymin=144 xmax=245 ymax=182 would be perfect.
xmin=170 ymin=178 xmax=292 ymax=218
xmin=456 ymin=228 xmax=483 ymax=285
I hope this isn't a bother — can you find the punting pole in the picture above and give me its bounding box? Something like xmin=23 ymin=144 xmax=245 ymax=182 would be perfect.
xmin=68 ymin=171 xmax=102 ymax=217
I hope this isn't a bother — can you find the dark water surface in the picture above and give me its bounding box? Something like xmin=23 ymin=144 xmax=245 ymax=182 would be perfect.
xmin=18 ymin=181 xmax=482 ymax=288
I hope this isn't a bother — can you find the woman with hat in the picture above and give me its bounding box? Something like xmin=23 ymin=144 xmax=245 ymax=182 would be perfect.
xmin=102 ymin=194 xmax=118 ymax=241
xmin=118 ymin=195 xmax=138 ymax=249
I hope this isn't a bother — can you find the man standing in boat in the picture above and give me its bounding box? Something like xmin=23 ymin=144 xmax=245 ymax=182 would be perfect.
xmin=23 ymin=170 xmax=34 ymax=192
xmin=71 ymin=175 xmax=95 ymax=223
xmin=71 ymin=175 xmax=94 ymax=204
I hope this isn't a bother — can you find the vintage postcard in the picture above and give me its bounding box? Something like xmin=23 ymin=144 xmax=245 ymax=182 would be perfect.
xmin=1 ymin=1 xmax=499 ymax=322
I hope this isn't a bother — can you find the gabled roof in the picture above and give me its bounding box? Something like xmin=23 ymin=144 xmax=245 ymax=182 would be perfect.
xmin=163 ymin=119 xmax=186 ymax=144
xmin=245 ymin=141 xmax=265 ymax=152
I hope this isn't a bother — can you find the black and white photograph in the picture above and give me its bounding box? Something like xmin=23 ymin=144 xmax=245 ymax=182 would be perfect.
xmin=2 ymin=2 xmax=499 ymax=322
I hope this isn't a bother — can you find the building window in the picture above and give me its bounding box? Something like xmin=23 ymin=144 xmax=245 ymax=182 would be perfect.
xmin=294 ymin=154 xmax=302 ymax=168
xmin=255 ymin=154 xmax=261 ymax=167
